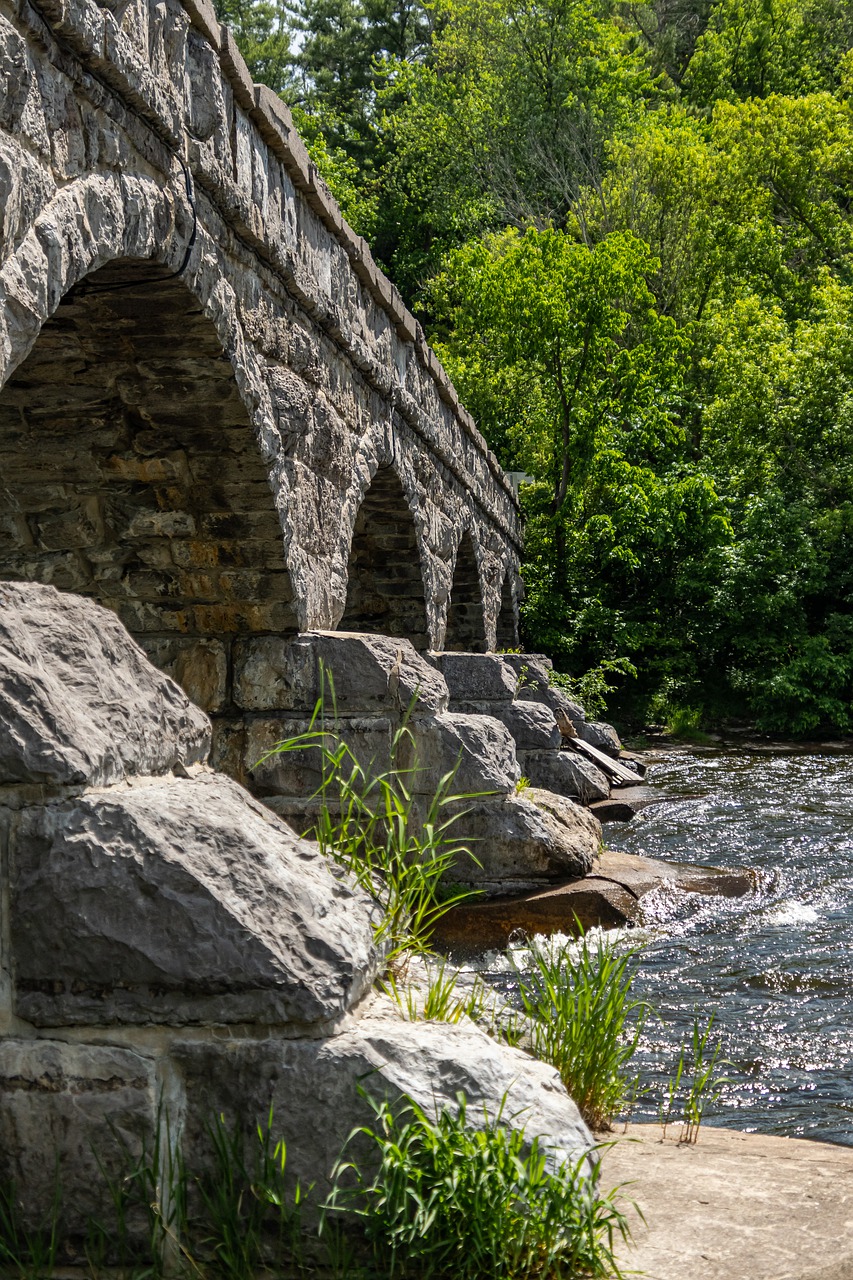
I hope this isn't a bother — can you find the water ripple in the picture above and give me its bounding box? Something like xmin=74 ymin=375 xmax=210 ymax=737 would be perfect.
xmin=617 ymin=749 xmax=853 ymax=1145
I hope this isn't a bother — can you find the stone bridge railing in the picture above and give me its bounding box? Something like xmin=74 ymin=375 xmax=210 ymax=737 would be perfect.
xmin=0 ymin=0 xmax=522 ymax=770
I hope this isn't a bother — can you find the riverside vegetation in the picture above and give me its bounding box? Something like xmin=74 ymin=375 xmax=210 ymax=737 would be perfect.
xmin=0 ymin=716 xmax=724 ymax=1280
xmin=216 ymin=0 xmax=853 ymax=737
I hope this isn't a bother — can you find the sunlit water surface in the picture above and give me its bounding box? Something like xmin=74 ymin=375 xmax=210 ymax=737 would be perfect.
xmin=484 ymin=750 xmax=853 ymax=1145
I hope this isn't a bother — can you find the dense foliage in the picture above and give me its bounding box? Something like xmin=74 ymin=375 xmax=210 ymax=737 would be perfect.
xmin=217 ymin=0 xmax=853 ymax=733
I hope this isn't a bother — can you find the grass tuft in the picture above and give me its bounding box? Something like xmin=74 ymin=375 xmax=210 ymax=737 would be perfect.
xmin=326 ymin=1090 xmax=633 ymax=1279
xmin=511 ymin=930 xmax=648 ymax=1131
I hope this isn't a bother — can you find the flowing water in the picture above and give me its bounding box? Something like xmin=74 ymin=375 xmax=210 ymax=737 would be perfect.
xmin=472 ymin=747 xmax=853 ymax=1145
xmin=597 ymin=748 xmax=853 ymax=1144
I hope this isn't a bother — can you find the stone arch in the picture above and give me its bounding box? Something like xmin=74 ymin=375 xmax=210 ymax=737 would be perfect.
xmin=339 ymin=463 xmax=430 ymax=649
xmin=495 ymin=568 xmax=519 ymax=650
xmin=0 ymin=257 xmax=296 ymax=734
xmin=444 ymin=529 xmax=487 ymax=652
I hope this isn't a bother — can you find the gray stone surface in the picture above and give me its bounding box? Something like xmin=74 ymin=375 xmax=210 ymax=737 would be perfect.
xmin=10 ymin=772 xmax=381 ymax=1026
xmin=0 ymin=1038 xmax=157 ymax=1253
xmin=434 ymin=652 xmax=518 ymax=705
xmin=499 ymin=700 xmax=562 ymax=751
xmin=504 ymin=656 xmax=587 ymax=727
xmin=175 ymin=1000 xmax=593 ymax=1201
xmin=446 ymin=790 xmax=600 ymax=892
xmin=399 ymin=712 xmax=521 ymax=795
xmin=518 ymin=749 xmax=610 ymax=804
xmin=576 ymin=720 xmax=622 ymax=758
xmin=0 ymin=582 xmax=210 ymax=787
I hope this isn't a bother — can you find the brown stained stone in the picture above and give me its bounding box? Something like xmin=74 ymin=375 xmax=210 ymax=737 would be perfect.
xmin=599 ymin=848 xmax=756 ymax=899
xmin=433 ymin=849 xmax=755 ymax=952
xmin=433 ymin=878 xmax=639 ymax=951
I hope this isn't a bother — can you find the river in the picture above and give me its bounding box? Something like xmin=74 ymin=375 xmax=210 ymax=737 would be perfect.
xmin=605 ymin=747 xmax=853 ymax=1144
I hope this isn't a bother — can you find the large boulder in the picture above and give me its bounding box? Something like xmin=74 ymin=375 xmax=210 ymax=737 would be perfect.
xmin=0 ymin=582 xmax=210 ymax=787
xmin=500 ymin=654 xmax=586 ymax=726
xmin=399 ymin=712 xmax=521 ymax=795
xmin=174 ymin=999 xmax=594 ymax=1203
xmin=499 ymin=700 xmax=561 ymax=751
xmin=576 ymin=720 xmax=622 ymax=758
xmin=433 ymin=652 xmax=518 ymax=710
xmin=10 ymin=772 xmax=381 ymax=1026
xmin=446 ymin=789 xmax=601 ymax=893
xmin=518 ymin=750 xmax=610 ymax=804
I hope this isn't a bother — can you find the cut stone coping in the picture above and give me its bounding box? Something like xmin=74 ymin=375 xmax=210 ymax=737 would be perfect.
xmin=603 ymin=1122 xmax=853 ymax=1280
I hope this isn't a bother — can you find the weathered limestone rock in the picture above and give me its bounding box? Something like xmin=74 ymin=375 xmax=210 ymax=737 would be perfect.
xmin=434 ymin=847 xmax=756 ymax=950
xmin=576 ymin=720 xmax=622 ymax=758
xmin=399 ymin=712 xmax=521 ymax=795
xmin=236 ymin=631 xmax=450 ymax=716
xmin=501 ymin=654 xmax=586 ymax=725
xmin=433 ymin=879 xmax=640 ymax=950
xmin=0 ymin=582 xmax=210 ymax=787
xmin=446 ymin=789 xmax=600 ymax=893
xmin=498 ymin=700 xmax=562 ymax=751
xmin=0 ymin=1039 xmax=157 ymax=1251
xmin=10 ymin=772 xmax=381 ymax=1026
xmin=175 ymin=999 xmax=593 ymax=1200
xmin=518 ymin=749 xmax=610 ymax=804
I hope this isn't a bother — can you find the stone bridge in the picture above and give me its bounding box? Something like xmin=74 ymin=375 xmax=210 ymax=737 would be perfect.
xmin=0 ymin=0 xmax=522 ymax=770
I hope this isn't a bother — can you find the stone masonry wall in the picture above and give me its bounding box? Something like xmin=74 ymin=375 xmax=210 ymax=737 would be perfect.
xmin=0 ymin=0 xmax=522 ymax=738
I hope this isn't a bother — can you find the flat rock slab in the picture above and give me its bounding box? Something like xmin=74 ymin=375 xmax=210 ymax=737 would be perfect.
xmin=434 ymin=849 xmax=755 ymax=950
xmin=600 ymin=848 xmax=756 ymax=899
xmin=604 ymin=1124 xmax=853 ymax=1280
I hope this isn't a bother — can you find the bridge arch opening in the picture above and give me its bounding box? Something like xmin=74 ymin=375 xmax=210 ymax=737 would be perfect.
xmin=340 ymin=465 xmax=429 ymax=649
xmin=444 ymin=530 xmax=487 ymax=652
xmin=495 ymin=570 xmax=518 ymax=650
xmin=0 ymin=258 xmax=296 ymax=740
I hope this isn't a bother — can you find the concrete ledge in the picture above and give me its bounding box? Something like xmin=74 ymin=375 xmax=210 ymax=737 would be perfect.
xmin=604 ymin=1123 xmax=853 ymax=1280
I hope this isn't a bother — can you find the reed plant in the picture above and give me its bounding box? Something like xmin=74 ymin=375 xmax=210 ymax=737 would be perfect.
xmin=326 ymin=1091 xmax=632 ymax=1280
xmin=511 ymin=931 xmax=648 ymax=1131
xmin=660 ymin=1013 xmax=728 ymax=1144
xmin=259 ymin=674 xmax=481 ymax=962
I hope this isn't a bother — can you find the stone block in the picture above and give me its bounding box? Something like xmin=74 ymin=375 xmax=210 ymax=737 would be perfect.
xmin=502 ymin=654 xmax=586 ymax=724
xmin=245 ymin=715 xmax=393 ymax=796
xmin=233 ymin=632 xmax=448 ymax=717
xmin=499 ymin=700 xmax=561 ymax=751
xmin=218 ymin=25 xmax=254 ymax=111
xmin=577 ymin=720 xmax=622 ymax=758
xmin=444 ymin=790 xmax=600 ymax=893
xmin=10 ymin=773 xmax=381 ymax=1026
xmin=0 ymin=1039 xmax=157 ymax=1256
xmin=173 ymin=1003 xmax=592 ymax=1203
xmin=518 ymin=750 xmax=609 ymax=804
xmin=0 ymin=582 xmax=210 ymax=787
xmin=434 ymin=653 xmax=518 ymax=705
xmin=398 ymin=712 xmax=520 ymax=796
